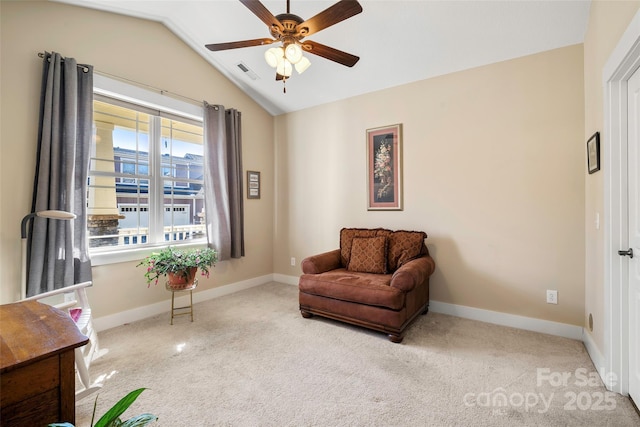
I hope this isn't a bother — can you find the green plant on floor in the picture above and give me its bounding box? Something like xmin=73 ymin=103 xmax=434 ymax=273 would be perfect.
xmin=137 ymin=246 xmax=218 ymax=287
xmin=49 ymin=388 xmax=157 ymax=427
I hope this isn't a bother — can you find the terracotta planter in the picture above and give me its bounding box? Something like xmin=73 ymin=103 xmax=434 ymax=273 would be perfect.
xmin=167 ymin=267 xmax=198 ymax=290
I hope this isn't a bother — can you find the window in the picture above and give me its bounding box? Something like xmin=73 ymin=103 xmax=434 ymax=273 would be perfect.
xmin=88 ymin=89 xmax=205 ymax=256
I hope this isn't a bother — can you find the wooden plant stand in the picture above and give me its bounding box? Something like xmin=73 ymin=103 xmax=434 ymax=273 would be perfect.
xmin=165 ymin=279 xmax=197 ymax=325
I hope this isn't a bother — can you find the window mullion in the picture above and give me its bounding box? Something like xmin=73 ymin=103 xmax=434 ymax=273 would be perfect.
xmin=148 ymin=116 xmax=164 ymax=244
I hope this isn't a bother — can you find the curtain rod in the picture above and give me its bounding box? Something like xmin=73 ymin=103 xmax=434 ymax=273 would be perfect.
xmin=37 ymin=52 xmax=203 ymax=107
xmin=38 ymin=52 xmax=90 ymax=73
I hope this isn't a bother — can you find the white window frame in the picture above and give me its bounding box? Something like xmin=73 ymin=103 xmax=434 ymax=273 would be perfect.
xmin=91 ymin=74 xmax=206 ymax=266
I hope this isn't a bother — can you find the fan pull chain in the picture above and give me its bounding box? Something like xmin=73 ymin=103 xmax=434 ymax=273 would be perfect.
xmin=283 ymin=77 xmax=287 ymax=93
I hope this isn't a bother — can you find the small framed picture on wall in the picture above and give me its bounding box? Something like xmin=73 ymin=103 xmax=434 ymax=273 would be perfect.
xmin=247 ymin=170 xmax=260 ymax=199
xmin=587 ymin=132 xmax=600 ymax=174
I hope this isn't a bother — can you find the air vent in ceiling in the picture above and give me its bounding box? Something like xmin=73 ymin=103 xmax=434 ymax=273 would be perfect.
xmin=236 ymin=62 xmax=259 ymax=81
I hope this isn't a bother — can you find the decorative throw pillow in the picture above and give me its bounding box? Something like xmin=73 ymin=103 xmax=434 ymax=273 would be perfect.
xmin=375 ymin=228 xmax=393 ymax=241
xmin=340 ymin=228 xmax=380 ymax=267
xmin=387 ymin=230 xmax=427 ymax=271
xmin=347 ymin=236 xmax=388 ymax=274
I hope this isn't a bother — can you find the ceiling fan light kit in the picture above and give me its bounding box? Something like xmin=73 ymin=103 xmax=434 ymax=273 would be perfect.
xmin=265 ymin=44 xmax=307 ymax=77
xmin=205 ymin=0 xmax=363 ymax=93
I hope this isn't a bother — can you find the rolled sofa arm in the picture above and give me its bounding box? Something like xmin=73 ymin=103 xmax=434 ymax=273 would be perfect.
xmin=301 ymin=249 xmax=342 ymax=274
xmin=390 ymin=256 xmax=436 ymax=292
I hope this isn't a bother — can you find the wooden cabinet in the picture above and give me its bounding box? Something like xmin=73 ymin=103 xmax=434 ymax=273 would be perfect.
xmin=0 ymin=300 xmax=88 ymax=426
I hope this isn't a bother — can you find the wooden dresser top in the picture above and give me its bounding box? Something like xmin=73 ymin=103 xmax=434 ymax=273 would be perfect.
xmin=0 ymin=300 xmax=88 ymax=372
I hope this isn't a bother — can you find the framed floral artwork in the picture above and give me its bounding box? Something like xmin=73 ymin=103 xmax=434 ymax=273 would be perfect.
xmin=367 ymin=124 xmax=402 ymax=210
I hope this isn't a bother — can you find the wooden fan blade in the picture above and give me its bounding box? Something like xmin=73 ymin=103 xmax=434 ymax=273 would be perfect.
xmin=301 ymin=40 xmax=359 ymax=67
xmin=206 ymin=38 xmax=274 ymax=51
xmin=239 ymin=0 xmax=283 ymax=32
xmin=296 ymin=0 xmax=362 ymax=37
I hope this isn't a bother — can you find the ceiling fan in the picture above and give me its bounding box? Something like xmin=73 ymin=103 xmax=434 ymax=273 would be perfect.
xmin=205 ymin=0 xmax=363 ymax=90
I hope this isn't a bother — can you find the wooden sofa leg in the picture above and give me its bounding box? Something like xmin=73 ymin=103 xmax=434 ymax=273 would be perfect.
xmin=388 ymin=333 xmax=404 ymax=343
xmin=300 ymin=310 xmax=313 ymax=319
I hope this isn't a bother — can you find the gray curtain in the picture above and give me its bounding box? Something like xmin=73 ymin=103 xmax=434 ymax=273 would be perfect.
xmin=26 ymin=52 xmax=93 ymax=297
xmin=203 ymin=103 xmax=245 ymax=260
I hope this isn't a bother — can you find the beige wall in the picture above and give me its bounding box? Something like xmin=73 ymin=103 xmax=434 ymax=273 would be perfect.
xmin=275 ymin=45 xmax=586 ymax=326
xmin=583 ymin=1 xmax=640 ymax=352
xmin=4 ymin=0 xmax=637 ymax=336
xmin=0 ymin=1 xmax=274 ymax=317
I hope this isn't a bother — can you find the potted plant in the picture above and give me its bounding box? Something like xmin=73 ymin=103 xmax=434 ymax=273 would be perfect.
xmin=137 ymin=246 xmax=218 ymax=289
xmin=49 ymin=388 xmax=157 ymax=427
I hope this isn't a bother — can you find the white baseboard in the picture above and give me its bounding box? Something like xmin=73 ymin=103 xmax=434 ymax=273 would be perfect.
xmin=273 ymin=273 xmax=299 ymax=286
xmin=93 ymin=274 xmax=273 ymax=332
xmin=582 ymin=329 xmax=606 ymax=371
xmin=429 ymin=300 xmax=584 ymax=340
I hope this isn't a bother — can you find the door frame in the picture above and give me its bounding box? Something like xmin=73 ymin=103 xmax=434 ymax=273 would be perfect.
xmin=604 ymin=9 xmax=640 ymax=396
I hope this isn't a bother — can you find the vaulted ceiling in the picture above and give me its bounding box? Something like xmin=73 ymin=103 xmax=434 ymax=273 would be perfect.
xmin=55 ymin=0 xmax=591 ymax=115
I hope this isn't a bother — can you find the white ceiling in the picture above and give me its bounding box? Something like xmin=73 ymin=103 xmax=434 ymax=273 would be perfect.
xmin=55 ymin=0 xmax=591 ymax=115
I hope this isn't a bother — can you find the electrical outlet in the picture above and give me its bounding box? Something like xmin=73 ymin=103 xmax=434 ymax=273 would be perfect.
xmin=290 ymin=257 xmax=296 ymax=266
xmin=546 ymin=290 xmax=558 ymax=304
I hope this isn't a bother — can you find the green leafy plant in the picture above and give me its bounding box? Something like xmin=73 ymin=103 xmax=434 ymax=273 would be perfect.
xmin=137 ymin=246 xmax=218 ymax=287
xmin=49 ymin=388 xmax=157 ymax=427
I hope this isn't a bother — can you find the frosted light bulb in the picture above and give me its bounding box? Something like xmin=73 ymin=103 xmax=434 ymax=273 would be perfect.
xmin=276 ymin=58 xmax=292 ymax=77
xmin=295 ymin=56 xmax=311 ymax=74
xmin=284 ymin=43 xmax=303 ymax=64
xmin=264 ymin=47 xmax=283 ymax=68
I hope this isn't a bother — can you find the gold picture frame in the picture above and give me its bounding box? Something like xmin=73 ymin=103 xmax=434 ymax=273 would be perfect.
xmin=367 ymin=124 xmax=403 ymax=210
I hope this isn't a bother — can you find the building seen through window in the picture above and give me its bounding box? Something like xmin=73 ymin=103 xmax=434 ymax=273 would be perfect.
xmin=88 ymin=98 xmax=205 ymax=250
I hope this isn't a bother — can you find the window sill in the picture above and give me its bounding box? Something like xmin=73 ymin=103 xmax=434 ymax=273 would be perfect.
xmin=90 ymin=240 xmax=208 ymax=266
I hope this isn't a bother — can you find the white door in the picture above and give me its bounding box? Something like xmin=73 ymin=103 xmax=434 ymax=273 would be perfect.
xmin=628 ymin=65 xmax=640 ymax=404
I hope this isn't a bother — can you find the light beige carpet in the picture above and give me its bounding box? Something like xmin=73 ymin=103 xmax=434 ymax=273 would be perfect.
xmin=76 ymin=282 xmax=639 ymax=426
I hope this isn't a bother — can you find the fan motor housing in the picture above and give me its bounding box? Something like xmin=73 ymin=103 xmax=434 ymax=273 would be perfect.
xmin=272 ymin=13 xmax=305 ymax=39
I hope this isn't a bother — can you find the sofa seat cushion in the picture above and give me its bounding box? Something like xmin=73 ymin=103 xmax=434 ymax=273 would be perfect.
xmin=299 ymin=268 xmax=405 ymax=310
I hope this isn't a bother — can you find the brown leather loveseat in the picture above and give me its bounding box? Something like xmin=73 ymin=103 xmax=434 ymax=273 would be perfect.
xmin=298 ymin=227 xmax=436 ymax=343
